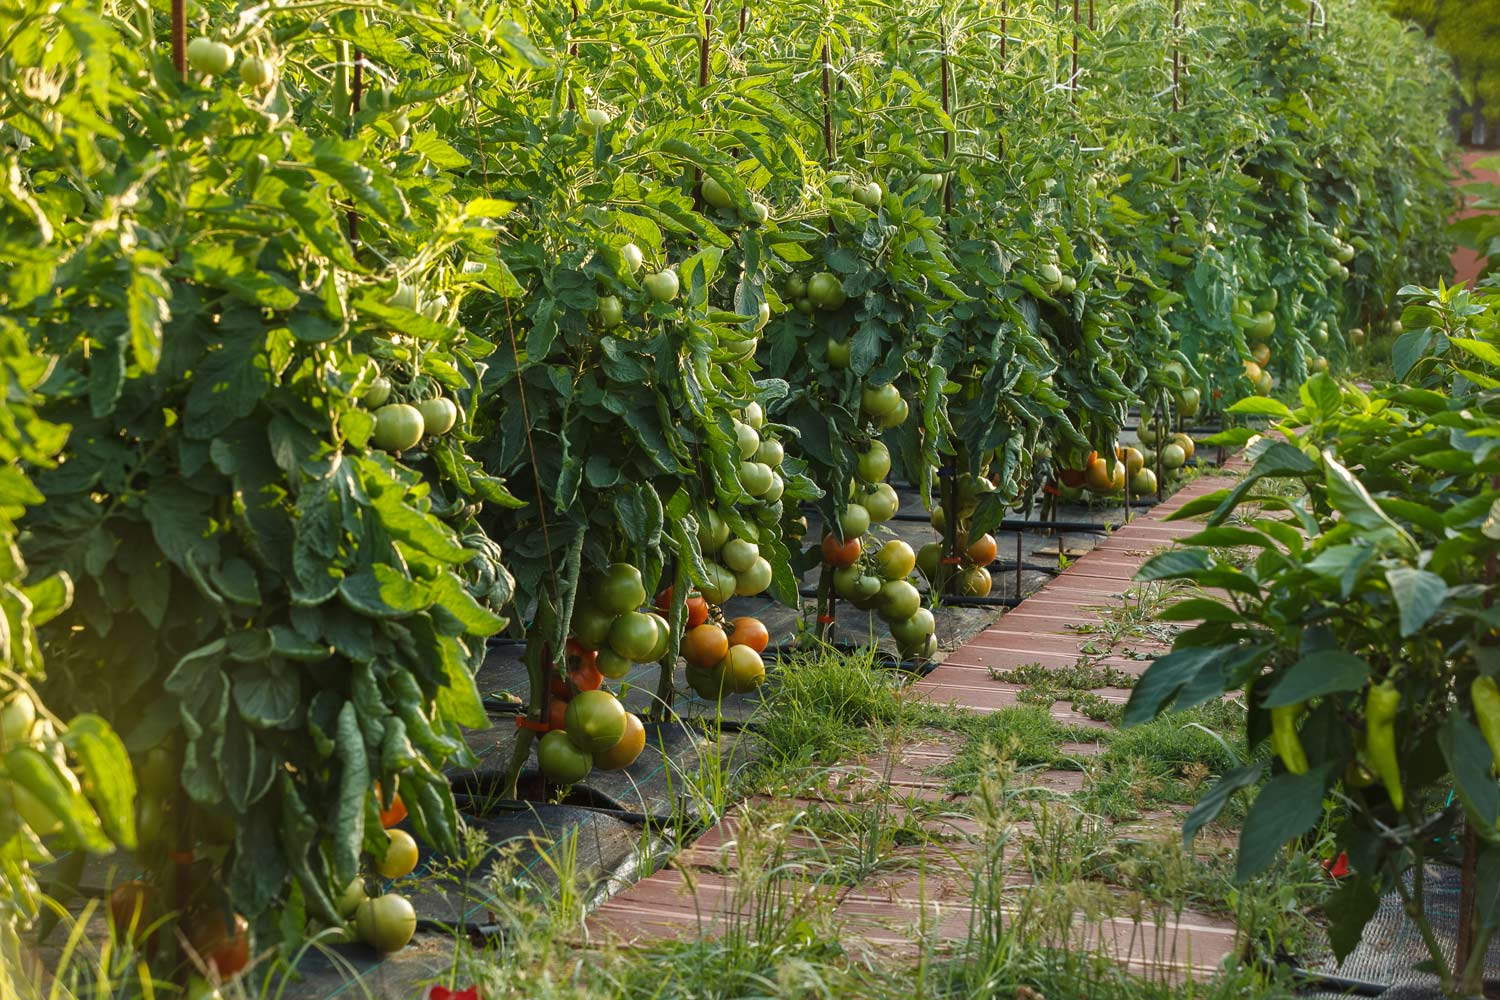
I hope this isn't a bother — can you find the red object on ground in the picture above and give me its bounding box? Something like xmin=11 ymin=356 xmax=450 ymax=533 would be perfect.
xmin=425 ymin=988 xmax=481 ymax=1000
xmin=1324 ymin=852 xmax=1350 ymax=879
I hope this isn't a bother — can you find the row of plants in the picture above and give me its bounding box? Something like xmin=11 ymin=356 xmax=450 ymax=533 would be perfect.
xmin=1128 ymin=280 xmax=1500 ymax=998
xmin=0 ymin=0 xmax=1457 ymax=986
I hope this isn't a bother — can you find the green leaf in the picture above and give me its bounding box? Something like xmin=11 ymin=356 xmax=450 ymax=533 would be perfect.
xmin=1135 ymin=549 xmax=1213 ymax=581
xmin=339 ymin=566 xmax=431 ymax=617
xmin=1325 ymin=876 xmax=1381 ymax=961
xmin=1263 ymin=651 xmax=1371 ymax=707
xmin=1385 ymin=567 xmax=1448 ymax=637
xmin=1235 ymin=766 xmax=1333 ymax=881
xmin=1440 ymin=715 xmax=1500 ymax=844
xmin=233 ymin=661 xmax=302 ymax=729
xmin=331 ymin=702 xmax=368 ymax=886
xmin=1183 ymin=763 xmax=1264 ymax=846
xmin=1123 ymin=645 xmax=1233 ymax=726
xmin=1226 ymin=396 xmax=1292 ymax=419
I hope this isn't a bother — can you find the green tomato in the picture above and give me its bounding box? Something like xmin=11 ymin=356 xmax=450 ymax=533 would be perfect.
xmin=874 ymin=540 xmax=916 ymax=581
xmin=1249 ymin=311 xmax=1275 ymax=340
xmin=787 ymin=276 xmax=807 ymax=299
xmin=837 ymin=503 xmax=870 ymax=540
xmin=414 ymin=397 xmax=457 ymax=436
xmin=826 ymin=339 xmax=851 ymax=369
xmin=876 ymin=398 xmax=909 ymax=429
xmin=721 ymin=538 xmax=759 ymax=574
xmin=597 ymin=294 xmax=624 ymax=328
xmin=1037 ymin=263 xmax=1063 ymax=290
xmin=889 ymin=608 xmax=936 ymax=647
xmin=853 ymin=180 xmax=883 ymax=208
xmin=1130 ymin=467 xmax=1158 ymax=495
xmin=916 ymin=542 xmax=942 ymax=582
xmin=698 ymin=508 xmax=730 ymax=554
xmin=336 ymin=879 xmax=368 ymax=920
xmin=861 ymin=384 xmax=902 ymax=419
xmin=754 ymin=301 xmax=772 ymax=331
xmin=698 ymin=561 xmax=738 ymax=605
xmin=355 ymin=894 xmax=417 ymax=953
xmin=877 ymin=580 xmax=921 ymax=622
xmin=1 ymin=692 xmax=36 ymax=750
xmin=372 ymin=404 xmax=425 ymax=452
xmin=734 ymin=557 xmax=773 ymax=597
xmin=608 ymin=611 xmax=661 ymax=662
xmin=644 ymin=270 xmax=679 ymax=302
xmin=701 ymin=176 xmax=734 ymax=209
xmin=240 ymin=56 xmax=274 ymax=89
xmin=862 ymin=482 xmax=900 ymax=523
xmin=856 ymin=441 xmax=891 ymax=483
xmin=1175 ymin=387 xmax=1201 ymax=418
xmin=137 ymin=744 xmax=177 ymax=797
xmin=756 ymin=438 xmax=784 ymax=468
xmin=621 ymin=243 xmax=645 ymax=273
xmin=742 ymin=401 xmax=765 ymax=430
xmin=761 ymin=473 xmax=785 ymax=504
xmin=187 ymin=37 xmax=235 ymax=75
xmin=807 ymin=272 xmax=846 ymax=310
xmin=362 ymin=376 xmax=393 ymax=408
xmin=734 ymin=421 xmax=761 ymax=460
xmin=740 ymin=461 xmax=775 ymax=497
xmin=594 ymin=563 xmax=646 ymax=615
xmin=746 ymin=201 xmax=770 ymax=225
xmin=580 ymin=108 xmax=612 ymax=133
xmin=596 ymin=648 xmax=633 ymax=679
xmin=565 ymin=690 xmax=627 ymax=752
xmin=390 ymin=114 xmax=410 ymax=137
xmin=571 ymin=602 xmax=617 ymax=650
xmin=795 ymin=297 xmax=814 ymax=316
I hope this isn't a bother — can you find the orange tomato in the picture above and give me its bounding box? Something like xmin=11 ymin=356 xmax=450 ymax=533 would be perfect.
xmin=375 ymin=782 xmax=408 ymax=827
xmin=683 ymin=624 xmax=730 ymax=669
xmin=727 ymin=617 xmax=769 ymax=653
xmin=547 ymin=697 xmax=569 ymax=732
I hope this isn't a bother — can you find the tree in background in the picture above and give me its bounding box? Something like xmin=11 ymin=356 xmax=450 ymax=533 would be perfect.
xmin=1388 ymin=0 xmax=1500 ymax=145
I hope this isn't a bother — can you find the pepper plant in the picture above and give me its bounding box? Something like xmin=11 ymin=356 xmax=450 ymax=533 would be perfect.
xmin=1125 ymin=284 xmax=1500 ymax=995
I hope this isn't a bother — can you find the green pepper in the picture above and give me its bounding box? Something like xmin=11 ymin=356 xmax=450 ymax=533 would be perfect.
xmin=1472 ymin=676 xmax=1500 ymax=776
xmin=1270 ymin=704 xmax=1309 ymax=775
xmin=1365 ymin=681 xmax=1403 ymax=811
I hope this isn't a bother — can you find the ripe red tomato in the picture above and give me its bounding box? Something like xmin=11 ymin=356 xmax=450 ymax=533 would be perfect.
xmin=188 ymin=911 xmax=251 ymax=979
xmin=820 ymin=533 xmax=862 ymax=568
xmin=547 ymin=697 xmax=569 ymax=731
xmin=109 ymin=880 xmax=156 ymax=944
xmin=727 ymin=617 xmax=769 ymax=653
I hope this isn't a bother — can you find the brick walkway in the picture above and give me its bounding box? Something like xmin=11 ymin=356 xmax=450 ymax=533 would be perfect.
xmin=589 ymin=460 xmax=1248 ymax=980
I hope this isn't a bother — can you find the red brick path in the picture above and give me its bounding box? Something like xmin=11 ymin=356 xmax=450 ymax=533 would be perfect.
xmin=589 ymin=458 xmax=1251 ymax=981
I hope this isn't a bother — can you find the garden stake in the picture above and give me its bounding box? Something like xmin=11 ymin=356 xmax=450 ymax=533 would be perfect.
xmin=170 ymin=0 xmax=185 ymax=78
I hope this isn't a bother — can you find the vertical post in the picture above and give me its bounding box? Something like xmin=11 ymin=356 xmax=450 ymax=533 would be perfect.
xmin=170 ymin=0 xmax=185 ymax=78
xmin=1071 ymin=0 xmax=1079 ymax=102
xmin=348 ymin=51 xmax=363 ymax=244
xmin=693 ymin=1 xmax=715 ymax=211
xmin=940 ymin=23 xmax=953 ymax=217
xmin=1013 ymin=531 xmax=1022 ymax=599
xmin=821 ymin=40 xmax=835 ymax=163
xmin=739 ymin=2 xmax=746 ymax=33
xmin=998 ymin=0 xmax=1008 ymax=160
xmin=1171 ymin=0 xmax=1181 ymax=184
